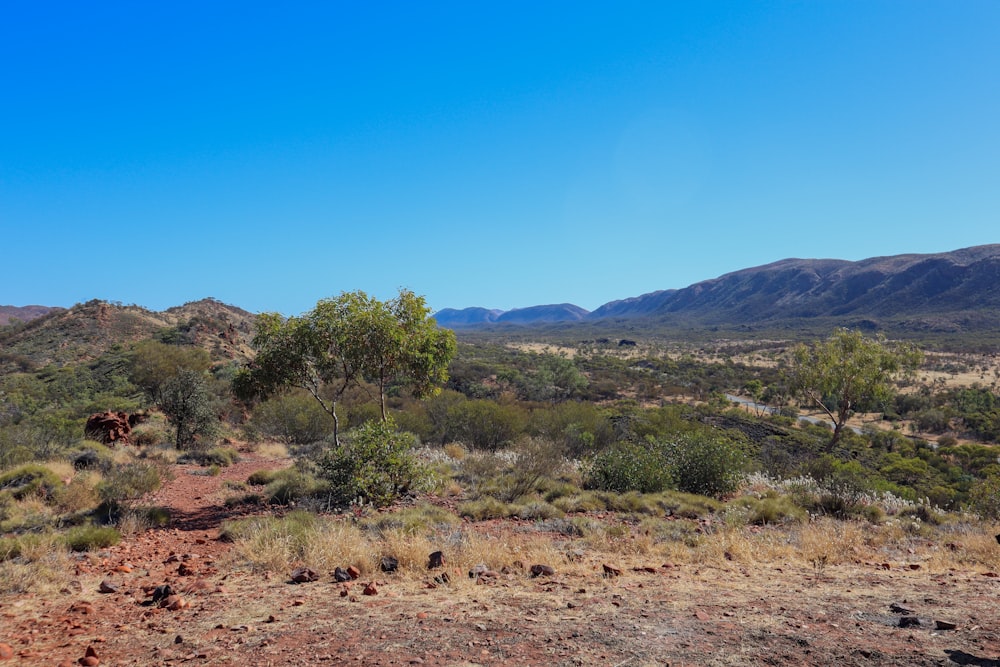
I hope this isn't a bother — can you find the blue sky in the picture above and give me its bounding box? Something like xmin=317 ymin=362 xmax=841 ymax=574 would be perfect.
xmin=2 ymin=1 xmax=998 ymax=315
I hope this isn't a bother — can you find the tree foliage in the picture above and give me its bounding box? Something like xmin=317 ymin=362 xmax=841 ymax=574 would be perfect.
xmin=233 ymin=289 xmax=456 ymax=446
xmin=160 ymin=369 xmax=217 ymax=448
xmin=789 ymin=329 xmax=922 ymax=448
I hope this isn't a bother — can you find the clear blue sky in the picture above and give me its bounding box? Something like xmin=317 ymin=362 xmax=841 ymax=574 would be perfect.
xmin=2 ymin=1 xmax=998 ymax=315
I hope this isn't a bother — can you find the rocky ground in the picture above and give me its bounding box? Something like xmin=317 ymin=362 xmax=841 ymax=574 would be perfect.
xmin=2 ymin=454 xmax=999 ymax=667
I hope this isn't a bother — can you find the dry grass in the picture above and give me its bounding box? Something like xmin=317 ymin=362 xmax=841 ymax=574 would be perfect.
xmin=0 ymin=533 xmax=74 ymax=596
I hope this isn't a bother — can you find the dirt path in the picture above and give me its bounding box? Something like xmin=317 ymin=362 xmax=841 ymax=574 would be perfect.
xmin=2 ymin=454 xmax=1000 ymax=666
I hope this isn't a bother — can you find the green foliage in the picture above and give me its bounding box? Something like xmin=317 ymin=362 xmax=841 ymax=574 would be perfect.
xmin=97 ymin=462 xmax=162 ymax=510
xmin=261 ymin=467 xmax=327 ymax=505
xmin=62 ymin=525 xmax=121 ymax=552
xmin=316 ymin=419 xmax=427 ymax=507
xmin=178 ymin=447 xmax=238 ymax=467
xmin=248 ymin=391 xmax=335 ymax=444
xmin=446 ymin=399 xmax=526 ymax=451
xmin=129 ymin=340 xmax=211 ymax=403
xmin=159 ymin=369 xmax=217 ymax=448
xmin=234 ymin=289 xmax=456 ymax=446
xmin=0 ymin=464 xmax=64 ymax=501
xmin=789 ymin=329 xmax=922 ymax=447
xmin=969 ymin=474 xmax=1000 ymax=519
xmin=728 ymin=495 xmax=807 ymax=525
xmin=664 ymin=432 xmax=748 ymax=498
xmin=586 ymin=441 xmax=673 ymax=494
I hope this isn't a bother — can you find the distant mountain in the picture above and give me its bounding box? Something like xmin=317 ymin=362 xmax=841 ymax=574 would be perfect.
xmin=433 ymin=307 xmax=503 ymax=327
xmin=0 ymin=305 xmax=62 ymax=326
xmin=497 ymin=304 xmax=590 ymax=325
xmin=0 ymin=298 xmax=257 ymax=372
xmin=435 ymin=304 xmax=590 ymax=328
xmin=438 ymin=245 xmax=1000 ymax=332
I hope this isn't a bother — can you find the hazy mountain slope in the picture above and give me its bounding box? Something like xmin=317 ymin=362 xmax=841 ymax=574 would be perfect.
xmin=433 ymin=307 xmax=503 ymax=327
xmin=0 ymin=305 xmax=61 ymax=326
xmin=496 ymin=303 xmax=590 ymax=325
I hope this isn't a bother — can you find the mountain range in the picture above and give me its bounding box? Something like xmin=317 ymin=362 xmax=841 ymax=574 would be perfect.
xmin=434 ymin=245 xmax=1000 ymax=332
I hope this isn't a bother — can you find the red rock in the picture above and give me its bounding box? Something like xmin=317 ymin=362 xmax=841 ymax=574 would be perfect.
xmin=290 ymin=567 xmax=318 ymax=583
xmin=79 ymin=657 xmax=99 ymax=666
xmin=85 ymin=646 xmax=99 ymax=658
xmin=529 ymin=564 xmax=555 ymax=577
xmin=982 ymin=572 xmax=999 ymax=578
xmin=427 ymin=551 xmax=445 ymax=569
xmin=98 ymin=580 xmax=118 ymax=594
xmin=346 ymin=566 xmax=361 ymax=580
xmin=416 ymin=612 xmax=428 ymax=620
xmin=602 ymin=564 xmax=622 ymax=578
xmin=694 ymin=610 xmax=710 ymax=621
xmin=363 ymin=582 xmax=378 ymax=596
xmin=0 ymin=643 xmax=13 ymax=659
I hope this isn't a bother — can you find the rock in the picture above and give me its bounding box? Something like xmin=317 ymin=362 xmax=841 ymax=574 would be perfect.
xmin=428 ymin=551 xmax=445 ymax=569
xmin=935 ymin=619 xmax=958 ymax=631
xmin=982 ymin=572 xmax=999 ymax=578
xmin=85 ymin=411 xmax=139 ymax=446
xmin=529 ymin=564 xmax=555 ymax=578
xmin=151 ymin=584 xmax=174 ymax=603
xmin=69 ymin=601 xmax=96 ymax=615
xmin=333 ymin=567 xmax=352 ymax=583
xmin=632 ymin=566 xmax=657 ymax=574
xmin=0 ymin=643 xmax=13 ymax=660
xmin=995 ymin=534 xmax=1000 ymax=545
xmin=160 ymin=595 xmax=188 ymax=611
xmin=346 ymin=565 xmax=361 ymax=580
xmin=908 ymin=563 xmax=921 ymax=570
xmin=98 ymin=580 xmax=119 ymax=594
xmin=290 ymin=567 xmax=319 ymax=583
xmin=898 ymin=616 xmax=921 ymax=628
xmin=602 ymin=564 xmax=622 ymax=578
xmin=381 ymin=556 xmax=399 ymax=573
xmin=363 ymin=582 xmax=378 ymax=596
xmin=79 ymin=658 xmax=99 ymax=667
xmin=177 ymin=563 xmax=195 ymax=577
xmin=85 ymin=647 xmax=99 ymax=658
xmin=469 ymin=563 xmax=498 ymax=580
xmin=694 ymin=610 xmax=710 ymax=621
xmin=889 ymin=603 xmax=915 ymax=615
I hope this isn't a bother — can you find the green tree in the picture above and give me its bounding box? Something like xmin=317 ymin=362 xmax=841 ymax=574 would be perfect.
xmin=233 ymin=289 xmax=456 ymax=446
xmin=789 ymin=329 xmax=922 ymax=448
xmin=130 ymin=340 xmax=211 ymax=403
xmin=160 ymin=369 xmax=217 ymax=448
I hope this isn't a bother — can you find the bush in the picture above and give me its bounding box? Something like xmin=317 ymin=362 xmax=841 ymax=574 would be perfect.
xmin=969 ymin=474 xmax=1000 ymax=520
xmin=663 ymin=432 xmax=747 ymax=499
xmin=0 ymin=464 xmax=65 ymax=501
xmin=248 ymin=392 xmax=335 ymax=445
xmin=97 ymin=462 xmax=163 ymax=511
xmin=62 ymin=525 xmax=121 ymax=552
xmin=316 ymin=419 xmax=427 ymax=507
xmin=585 ymin=441 xmax=672 ymax=493
xmin=178 ymin=447 xmax=239 ymax=467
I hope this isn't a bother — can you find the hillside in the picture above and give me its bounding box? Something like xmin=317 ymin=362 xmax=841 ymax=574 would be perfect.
xmin=0 ymin=305 xmax=61 ymax=327
xmin=441 ymin=245 xmax=1000 ymax=333
xmin=0 ymin=298 xmax=257 ymax=372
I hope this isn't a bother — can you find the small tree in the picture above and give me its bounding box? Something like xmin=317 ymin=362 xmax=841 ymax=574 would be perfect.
xmin=160 ymin=369 xmax=217 ymax=448
xmin=233 ymin=289 xmax=456 ymax=446
xmin=789 ymin=329 xmax=922 ymax=448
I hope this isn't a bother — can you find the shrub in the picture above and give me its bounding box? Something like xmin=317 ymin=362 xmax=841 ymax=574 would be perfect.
xmin=97 ymin=462 xmax=163 ymax=511
xmin=663 ymin=432 xmax=747 ymax=499
xmin=178 ymin=447 xmax=238 ymax=467
xmin=969 ymin=474 xmax=1000 ymax=520
xmin=585 ymin=441 xmax=672 ymax=493
xmin=62 ymin=525 xmax=121 ymax=552
xmin=248 ymin=392 xmax=335 ymax=445
xmin=259 ymin=467 xmax=326 ymax=505
xmin=316 ymin=419 xmax=427 ymax=507
xmin=0 ymin=464 xmax=65 ymax=501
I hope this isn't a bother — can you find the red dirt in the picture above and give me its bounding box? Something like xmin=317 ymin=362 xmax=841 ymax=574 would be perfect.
xmin=2 ymin=453 xmax=999 ymax=666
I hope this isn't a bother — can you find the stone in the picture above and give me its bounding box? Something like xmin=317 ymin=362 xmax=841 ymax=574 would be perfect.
xmin=898 ymin=616 xmax=921 ymax=628
xmin=889 ymin=603 xmax=915 ymax=615
xmin=935 ymin=620 xmax=958 ymax=631
xmin=79 ymin=658 xmax=99 ymax=667
xmin=381 ymin=556 xmax=399 ymax=573
xmin=177 ymin=563 xmax=195 ymax=577
xmin=346 ymin=566 xmax=361 ymax=580
xmin=98 ymin=580 xmax=118 ymax=594
xmin=694 ymin=610 xmax=710 ymax=621
xmin=151 ymin=584 xmax=174 ymax=604
xmin=363 ymin=582 xmax=378 ymax=596
xmin=0 ymin=643 xmax=13 ymax=660
xmin=529 ymin=564 xmax=555 ymax=578
xmin=84 ymin=411 xmax=143 ymax=446
xmin=290 ymin=567 xmax=319 ymax=583
xmin=428 ymin=551 xmax=445 ymax=569
xmin=602 ymin=564 xmax=622 ymax=578
xmin=995 ymin=534 xmax=1000 ymax=545
xmin=333 ymin=567 xmax=352 ymax=582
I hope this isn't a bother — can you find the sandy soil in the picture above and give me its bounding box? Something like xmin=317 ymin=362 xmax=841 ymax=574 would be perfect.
xmin=2 ymin=454 xmax=1000 ymax=667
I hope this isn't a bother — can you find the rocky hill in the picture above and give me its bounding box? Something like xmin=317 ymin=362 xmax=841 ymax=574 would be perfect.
xmin=440 ymin=245 xmax=1000 ymax=333
xmin=0 ymin=298 xmax=257 ymax=372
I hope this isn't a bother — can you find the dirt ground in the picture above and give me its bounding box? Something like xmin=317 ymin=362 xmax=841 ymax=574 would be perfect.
xmin=2 ymin=454 xmax=999 ymax=667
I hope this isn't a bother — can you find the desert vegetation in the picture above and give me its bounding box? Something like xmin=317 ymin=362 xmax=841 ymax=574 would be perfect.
xmin=1 ymin=296 xmax=1000 ymax=663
